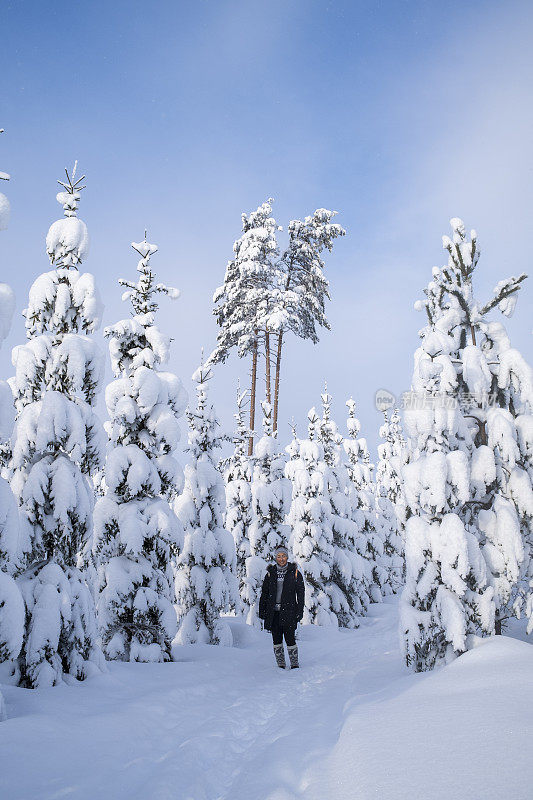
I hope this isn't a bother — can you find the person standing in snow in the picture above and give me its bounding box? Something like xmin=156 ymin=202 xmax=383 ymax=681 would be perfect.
xmin=259 ymin=546 xmax=305 ymax=669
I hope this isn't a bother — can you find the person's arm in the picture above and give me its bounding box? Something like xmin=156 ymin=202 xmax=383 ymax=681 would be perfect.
xmin=296 ymin=568 xmax=305 ymax=621
xmin=258 ymin=570 xmax=270 ymax=620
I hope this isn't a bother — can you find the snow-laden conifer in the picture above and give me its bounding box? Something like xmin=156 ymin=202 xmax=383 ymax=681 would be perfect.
xmin=222 ymin=385 xmax=252 ymax=606
xmin=375 ymin=408 xmax=406 ymax=593
xmin=316 ymin=388 xmax=371 ymax=626
xmin=427 ymin=219 xmax=532 ymax=633
xmin=343 ymin=399 xmax=386 ymax=602
xmin=9 ymin=165 xmax=105 ymax=687
xmin=174 ymin=362 xmax=239 ymax=645
xmin=242 ymin=402 xmax=290 ymax=625
xmin=398 ymin=218 xmax=528 ymax=670
xmin=92 ymin=238 xmax=186 ymax=662
xmin=285 ymin=408 xmax=337 ymax=625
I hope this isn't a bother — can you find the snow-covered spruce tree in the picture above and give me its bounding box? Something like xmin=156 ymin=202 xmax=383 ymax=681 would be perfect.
xmin=92 ymin=238 xmax=186 ymax=662
xmin=425 ymin=218 xmax=532 ymax=634
xmin=222 ymin=385 xmax=252 ymax=608
xmin=398 ymin=219 xmax=526 ymax=670
xmin=174 ymin=362 xmax=239 ymax=645
xmin=316 ymin=387 xmax=370 ymax=626
xmin=285 ymin=407 xmax=337 ymax=625
xmin=210 ymin=201 xmax=280 ymax=454
xmin=9 ymin=165 xmax=106 ymax=688
xmin=375 ymin=408 xmax=406 ymax=593
xmin=343 ymin=399 xmax=386 ymax=603
xmin=242 ymin=402 xmax=290 ymax=626
xmin=269 ymin=210 xmax=345 ymax=431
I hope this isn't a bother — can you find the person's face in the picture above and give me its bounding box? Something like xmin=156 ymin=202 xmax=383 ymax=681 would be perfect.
xmin=276 ymin=551 xmax=288 ymax=566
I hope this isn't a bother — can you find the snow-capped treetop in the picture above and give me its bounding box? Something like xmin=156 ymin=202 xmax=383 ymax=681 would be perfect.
xmin=104 ymin=238 xmax=181 ymax=377
xmin=209 ymin=199 xmax=280 ymax=364
xmin=186 ymin=360 xmax=225 ymax=456
xmin=266 ymin=209 xmax=345 ymax=341
xmin=46 ymin=163 xmax=90 ymax=268
xmin=119 ymin=237 xmax=179 ymax=318
xmin=420 ymin=218 xmax=526 ymax=332
xmin=316 ymin=385 xmax=343 ymax=467
xmin=343 ymin=398 xmax=373 ymax=493
xmin=376 ymin=408 xmax=405 ymax=505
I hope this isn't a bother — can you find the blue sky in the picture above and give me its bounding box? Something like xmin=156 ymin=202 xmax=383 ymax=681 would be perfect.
xmin=1 ymin=0 xmax=532 ymax=453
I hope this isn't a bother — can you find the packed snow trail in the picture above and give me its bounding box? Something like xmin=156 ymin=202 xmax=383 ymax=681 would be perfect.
xmin=1 ymin=598 xmax=532 ymax=800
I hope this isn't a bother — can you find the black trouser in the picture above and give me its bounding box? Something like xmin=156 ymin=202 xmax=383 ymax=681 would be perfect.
xmin=271 ymin=611 xmax=296 ymax=647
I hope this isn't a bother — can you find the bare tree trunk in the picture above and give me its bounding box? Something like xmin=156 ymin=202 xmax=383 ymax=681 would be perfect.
xmin=265 ymin=329 xmax=271 ymax=405
xmin=248 ymin=336 xmax=258 ymax=455
xmin=273 ymin=330 xmax=283 ymax=433
xmin=494 ymin=615 xmax=502 ymax=636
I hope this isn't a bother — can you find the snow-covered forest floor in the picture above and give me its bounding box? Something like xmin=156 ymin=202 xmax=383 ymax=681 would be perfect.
xmin=1 ymin=597 xmax=532 ymax=800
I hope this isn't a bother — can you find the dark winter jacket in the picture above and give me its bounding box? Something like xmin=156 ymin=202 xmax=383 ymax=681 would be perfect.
xmin=258 ymin=562 xmax=305 ymax=632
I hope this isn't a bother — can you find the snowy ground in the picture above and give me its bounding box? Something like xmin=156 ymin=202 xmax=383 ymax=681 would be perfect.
xmin=1 ymin=598 xmax=532 ymax=800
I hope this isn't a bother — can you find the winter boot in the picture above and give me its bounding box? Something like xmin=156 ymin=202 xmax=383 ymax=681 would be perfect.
xmin=273 ymin=644 xmax=286 ymax=669
xmin=287 ymin=644 xmax=299 ymax=669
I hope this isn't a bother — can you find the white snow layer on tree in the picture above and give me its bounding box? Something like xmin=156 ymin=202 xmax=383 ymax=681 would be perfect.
xmin=174 ymin=364 xmax=239 ymax=645
xmin=46 ymin=217 xmax=89 ymax=268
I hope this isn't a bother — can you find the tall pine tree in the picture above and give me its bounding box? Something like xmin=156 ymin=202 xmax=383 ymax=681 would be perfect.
xmin=210 ymin=201 xmax=279 ymax=453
